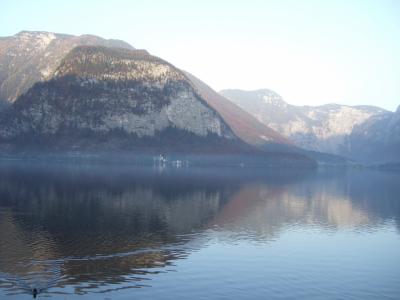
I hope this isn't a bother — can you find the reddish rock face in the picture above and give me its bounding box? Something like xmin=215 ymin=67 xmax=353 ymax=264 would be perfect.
xmin=185 ymin=72 xmax=290 ymax=146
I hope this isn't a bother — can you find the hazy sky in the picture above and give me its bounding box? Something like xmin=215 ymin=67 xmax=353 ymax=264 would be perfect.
xmin=1 ymin=0 xmax=399 ymax=111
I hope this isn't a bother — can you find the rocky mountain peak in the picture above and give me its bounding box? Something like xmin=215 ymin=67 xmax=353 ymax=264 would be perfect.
xmin=258 ymin=89 xmax=287 ymax=108
xmin=221 ymin=89 xmax=288 ymax=109
xmin=15 ymin=31 xmax=58 ymax=48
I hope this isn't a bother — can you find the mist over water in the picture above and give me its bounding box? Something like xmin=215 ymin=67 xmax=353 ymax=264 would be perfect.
xmin=0 ymin=162 xmax=399 ymax=299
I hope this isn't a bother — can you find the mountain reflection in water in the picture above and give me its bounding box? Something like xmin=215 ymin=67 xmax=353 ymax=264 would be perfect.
xmin=0 ymin=162 xmax=399 ymax=299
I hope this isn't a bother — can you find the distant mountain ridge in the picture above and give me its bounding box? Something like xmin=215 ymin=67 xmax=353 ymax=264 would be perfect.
xmin=221 ymin=89 xmax=398 ymax=163
xmin=183 ymin=78 xmax=349 ymax=165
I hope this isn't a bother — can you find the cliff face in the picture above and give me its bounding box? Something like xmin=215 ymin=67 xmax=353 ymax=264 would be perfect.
xmin=221 ymin=89 xmax=395 ymax=162
xmin=0 ymin=46 xmax=237 ymax=152
xmin=349 ymin=108 xmax=400 ymax=163
xmin=0 ymin=31 xmax=134 ymax=106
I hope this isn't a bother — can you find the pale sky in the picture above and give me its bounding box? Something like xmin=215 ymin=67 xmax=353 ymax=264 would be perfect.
xmin=1 ymin=0 xmax=399 ymax=111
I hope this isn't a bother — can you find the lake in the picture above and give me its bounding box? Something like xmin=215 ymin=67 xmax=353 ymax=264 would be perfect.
xmin=0 ymin=162 xmax=399 ymax=299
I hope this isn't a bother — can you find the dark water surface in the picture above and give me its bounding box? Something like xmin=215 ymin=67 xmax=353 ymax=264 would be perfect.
xmin=0 ymin=162 xmax=399 ymax=299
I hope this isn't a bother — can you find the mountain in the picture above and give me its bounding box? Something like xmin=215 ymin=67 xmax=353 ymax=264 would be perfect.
xmin=0 ymin=45 xmax=241 ymax=153
xmin=0 ymin=31 xmax=134 ymax=107
xmin=183 ymin=72 xmax=289 ymax=146
xmin=0 ymin=31 xmax=317 ymax=167
xmin=184 ymin=77 xmax=348 ymax=165
xmin=349 ymin=106 xmax=400 ymax=163
xmin=221 ymin=89 xmax=394 ymax=162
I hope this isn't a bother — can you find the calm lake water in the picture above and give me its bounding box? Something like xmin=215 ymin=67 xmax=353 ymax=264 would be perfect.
xmin=0 ymin=163 xmax=399 ymax=299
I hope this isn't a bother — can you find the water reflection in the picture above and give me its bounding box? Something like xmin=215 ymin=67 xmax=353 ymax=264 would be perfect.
xmin=0 ymin=162 xmax=399 ymax=298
